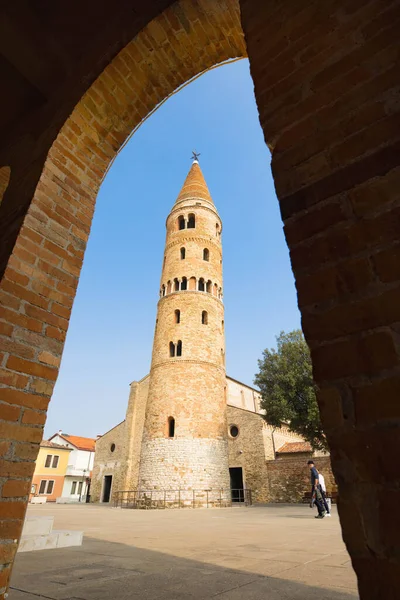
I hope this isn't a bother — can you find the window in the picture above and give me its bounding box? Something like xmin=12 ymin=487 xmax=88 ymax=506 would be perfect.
xmin=162 ymin=285 xmax=166 ymax=297
xmin=174 ymin=278 xmax=179 ymax=292
xmin=175 ymin=309 xmax=180 ymax=324
xmin=216 ymin=223 xmax=220 ymax=237
xmin=181 ymin=277 xmax=187 ymax=291
xmin=180 ymin=247 xmax=186 ymax=259
xmin=198 ymin=278 xmax=205 ymax=292
xmin=202 ymin=311 xmax=208 ymax=325
xmin=229 ymin=425 xmax=239 ymax=438
xmin=206 ymin=280 xmax=212 ymax=293
xmin=178 ymin=215 xmax=185 ymax=230
xmin=78 ymin=481 xmax=83 ymax=495
xmin=222 ymin=320 xmax=224 ymax=332
xmin=39 ymin=480 xmax=54 ymax=495
xmin=52 ymin=455 xmax=59 ymax=468
xmin=169 ymin=342 xmax=175 ymax=357
xmin=71 ymin=481 xmax=77 ymax=494
xmin=203 ymin=248 xmax=209 ymax=261
xmin=45 ymin=454 xmax=52 ymax=468
xmin=110 ymin=443 xmax=116 ymax=453
xmin=187 ymin=213 xmax=195 ymax=228
xmin=176 ymin=340 xmax=182 ymax=357
xmin=168 ymin=417 xmax=175 ymax=438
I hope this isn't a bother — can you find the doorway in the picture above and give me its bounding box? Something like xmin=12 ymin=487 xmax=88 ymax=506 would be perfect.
xmin=229 ymin=467 xmax=244 ymax=502
xmin=102 ymin=475 xmax=113 ymax=503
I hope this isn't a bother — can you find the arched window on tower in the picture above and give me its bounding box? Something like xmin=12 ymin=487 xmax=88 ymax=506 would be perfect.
xmin=174 ymin=278 xmax=180 ymax=292
xmin=175 ymin=309 xmax=180 ymax=324
xmin=162 ymin=285 xmax=166 ymax=297
xmin=198 ymin=278 xmax=205 ymax=292
xmin=180 ymin=247 xmax=186 ymax=260
xmin=206 ymin=280 xmax=212 ymax=293
xmin=216 ymin=223 xmax=220 ymax=238
xmin=181 ymin=277 xmax=187 ymax=291
xmin=202 ymin=311 xmax=208 ymax=325
xmin=187 ymin=213 xmax=195 ymax=228
xmin=203 ymin=248 xmax=209 ymax=261
xmin=168 ymin=417 xmax=175 ymax=438
xmin=178 ymin=215 xmax=185 ymax=230
xmin=177 ymin=340 xmax=182 ymax=356
xmin=167 ymin=280 xmax=172 ymax=294
xmin=169 ymin=342 xmax=175 ymax=357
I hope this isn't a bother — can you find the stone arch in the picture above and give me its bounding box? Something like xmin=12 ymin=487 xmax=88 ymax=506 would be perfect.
xmin=189 ymin=276 xmax=197 ymax=291
xmin=0 ymin=0 xmax=399 ymax=596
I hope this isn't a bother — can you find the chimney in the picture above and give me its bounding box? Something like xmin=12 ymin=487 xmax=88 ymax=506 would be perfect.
xmin=58 ymin=429 xmax=62 ymax=436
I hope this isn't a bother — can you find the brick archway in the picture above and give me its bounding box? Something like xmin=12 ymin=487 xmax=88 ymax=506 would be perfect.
xmin=1 ymin=1 xmax=400 ymax=598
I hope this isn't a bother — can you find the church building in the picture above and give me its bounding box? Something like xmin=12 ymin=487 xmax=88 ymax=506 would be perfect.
xmin=91 ymin=159 xmax=303 ymax=505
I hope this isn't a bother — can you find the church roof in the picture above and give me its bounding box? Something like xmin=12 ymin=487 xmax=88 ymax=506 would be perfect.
xmin=276 ymin=441 xmax=312 ymax=454
xmin=174 ymin=160 xmax=214 ymax=206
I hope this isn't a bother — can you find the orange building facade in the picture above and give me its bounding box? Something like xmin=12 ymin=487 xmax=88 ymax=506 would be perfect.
xmin=30 ymin=441 xmax=72 ymax=503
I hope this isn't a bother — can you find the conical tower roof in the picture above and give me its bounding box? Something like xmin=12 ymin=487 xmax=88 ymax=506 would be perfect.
xmin=174 ymin=160 xmax=214 ymax=206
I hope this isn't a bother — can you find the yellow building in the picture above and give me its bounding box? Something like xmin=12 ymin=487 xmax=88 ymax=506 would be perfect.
xmin=30 ymin=441 xmax=72 ymax=502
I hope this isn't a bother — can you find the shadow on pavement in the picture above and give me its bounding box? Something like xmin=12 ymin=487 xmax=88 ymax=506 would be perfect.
xmin=10 ymin=536 xmax=359 ymax=600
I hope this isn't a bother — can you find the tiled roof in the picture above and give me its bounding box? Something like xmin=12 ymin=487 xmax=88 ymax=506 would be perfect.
xmin=175 ymin=161 xmax=213 ymax=206
xmin=277 ymin=441 xmax=312 ymax=454
xmin=51 ymin=434 xmax=96 ymax=452
xmin=41 ymin=440 xmax=72 ymax=451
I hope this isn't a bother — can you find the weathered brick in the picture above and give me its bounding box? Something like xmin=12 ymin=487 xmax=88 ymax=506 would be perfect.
xmin=1 ymin=480 xmax=31 ymax=498
xmin=0 ymin=405 xmax=21 ymax=423
xmin=0 ymin=520 xmax=24 ymax=540
xmin=0 ymin=422 xmax=42 ymax=444
xmin=0 ymin=389 xmax=49 ymax=411
xmin=21 ymin=409 xmax=46 ymax=426
xmin=6 ymin=356 xmax=58 ymax=381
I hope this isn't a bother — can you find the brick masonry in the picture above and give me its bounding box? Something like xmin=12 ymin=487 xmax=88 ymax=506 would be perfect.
xmin=0 ymin=0 xmax=399 ymax=597
xmin=267 ymin=456 xmax=337 ymax=503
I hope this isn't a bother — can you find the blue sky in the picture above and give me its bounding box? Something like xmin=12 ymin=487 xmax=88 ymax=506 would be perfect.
xmin=45 ymin=59 xmax=301 ymax=439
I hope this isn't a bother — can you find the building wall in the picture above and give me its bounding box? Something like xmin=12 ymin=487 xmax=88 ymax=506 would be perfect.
xmin=271 ymin=426 xmax=305 ymax=452
xmin=266 ymin=456 xmax=337 ymax=503
xmin=30 ymin=446 xmax=71 ymax=502
xmin=124 ymin=376 xmax=150 ymax=491
xmin=50 ymin=434 xmax=95 ymax=472
xmin=226 ymin=377 xmax=261 ymax=413
xmin=31 ymin=474 xmax=65 ymax=502
xmin=227 ymin=406 xmax=270 ymax=503
xmin=90 ymin=421 xmax=126 ymax=502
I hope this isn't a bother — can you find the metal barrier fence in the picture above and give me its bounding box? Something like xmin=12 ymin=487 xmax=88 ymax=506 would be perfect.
xmin=113 ymin=488 xmax=252 ymax=509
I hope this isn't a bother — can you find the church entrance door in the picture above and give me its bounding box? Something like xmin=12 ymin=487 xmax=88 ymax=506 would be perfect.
xmin=102 ymin=475 xmax=113 ymax=503
xmin=229 ymin=467 xmax=244 ymax=502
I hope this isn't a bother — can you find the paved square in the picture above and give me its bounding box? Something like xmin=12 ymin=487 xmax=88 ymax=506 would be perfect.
xmin=10 ymin=504 xmax=359 ymax=599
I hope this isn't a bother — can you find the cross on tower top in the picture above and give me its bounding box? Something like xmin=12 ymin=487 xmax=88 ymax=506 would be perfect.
xmin=191 ymin=150 xmax=201 ymax=162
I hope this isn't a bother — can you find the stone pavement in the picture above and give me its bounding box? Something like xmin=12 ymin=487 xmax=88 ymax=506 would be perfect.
xmin=10 ymin=503 xmax=359 ymax=599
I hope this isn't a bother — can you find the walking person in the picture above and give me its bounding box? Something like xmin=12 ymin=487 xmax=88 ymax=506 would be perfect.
xmin=307 ymin=460 xmax=326 ymax=519
xmin=318 ymin=471 xmax=331 ymax=517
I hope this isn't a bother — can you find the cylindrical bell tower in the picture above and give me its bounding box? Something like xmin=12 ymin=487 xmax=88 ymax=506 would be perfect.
xmin=138 ymin=159 xmax=229 ymax=491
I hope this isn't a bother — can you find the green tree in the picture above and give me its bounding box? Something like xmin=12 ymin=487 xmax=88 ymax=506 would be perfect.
xmin=254 ymin=330 xmax=328 ymax=451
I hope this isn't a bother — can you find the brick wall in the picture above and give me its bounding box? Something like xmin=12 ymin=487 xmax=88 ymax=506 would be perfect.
xmin=266 ymin=456 xmax=337 ymax=503
xmin=1 ymin=0 xmax=399 ymax=597
xmin=240 ymin=1 xmax=400 ymax=595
